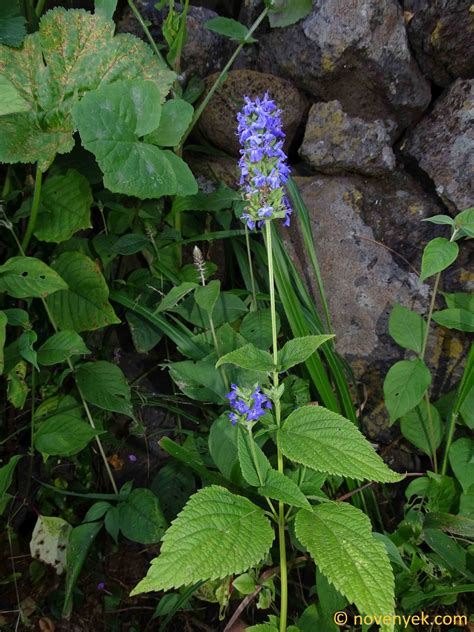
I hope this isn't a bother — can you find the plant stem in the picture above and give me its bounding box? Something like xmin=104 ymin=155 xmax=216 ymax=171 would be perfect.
xmin=441 ymin=410 xmax=458 ymax=476
xmin=21 ymin=164 xmax=43 ymax=253
xmin=35 ymin=0 xmax=46 ymax=17
xmin=265 ymin=221 xmax=287 ymax=632
xmin=245 ymin=226 xmax=258 ymax=310
xmin=127 ymin=0 xmax=168 ymax=69
xmin=420 ymin=272 xmax=441 ymax=360
xmin=178 ymin=6 xmax=269 ymax=149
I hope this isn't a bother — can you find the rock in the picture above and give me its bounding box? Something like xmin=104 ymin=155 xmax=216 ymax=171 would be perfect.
xmin=197 ymin=69 xmax=308 ymax=157
xmin=299 ymin=100 xmax=396 ymax=176
xmin=404 ymin=0 xmax=474 ymax=87
xmin=258 ymin=0 xmax=431 ymax=130
xmin=117 ymin=2 xmax=232 ymax=78
xmin=402 ymin=79 xmax=474 ymax=212
xmin=282 ymin=171 xmax=470 ymax=439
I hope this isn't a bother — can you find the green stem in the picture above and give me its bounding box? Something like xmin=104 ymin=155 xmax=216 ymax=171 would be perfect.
xmin=265 ymin=221 xmax=287 ymax=632
xmin=127 ymin=0 xmax=169 ymax=69
xmin=2 ymin=166 xmax=12 ymax=200
xmin=420 ymin=272 xmax=441 ymax=360
xmin=35 ymin=0 xmax=46 ymax=17
xmin=245 ymin=226 xmax=258 ymax=311
xmin=441 ymin=411 xmax=458 ymax=476
xmin=423 ymin=391 xmax=438 ymax=473
xmin=21 ymin=164 xmax=43 ymax=252
xmin=178 ymin=6 xmax=269 ymax=149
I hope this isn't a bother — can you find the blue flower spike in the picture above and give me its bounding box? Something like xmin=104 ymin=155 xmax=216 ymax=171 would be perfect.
xmin=226 ymin=383 xmax=272 ymax=426
xmin=237 ymin=93 xmax=292 ymax=230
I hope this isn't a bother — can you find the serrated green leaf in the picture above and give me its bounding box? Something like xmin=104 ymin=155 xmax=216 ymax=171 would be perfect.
xmin=216 ymin=342 xmax=274 ymax=372
xmin=0 ymin=75 xmax=29 ymax=115
xmin=259 ymin=468 xmax=311 ymax=510
xmin=131 ymin=486 xmax=274 ymax=594
xmin=383 ymin=359 xmax=432 ymax=423
xmin=0 ymin=256 xmax=68 ymax=298
xmin=145 ymin=97 xmax=194 ymax=147
xmin=37 ymin=330 xmax=90 ymax=365
xmin=33 ymin=170 xmax=92 ymax=243
xmin=432 ymin=308 xmax=474 ymax=332
xmin=73 ymin=80 xmax=185 ymax=199
xmin=118 ymin=488 xmax=167 ymax=544
xmin=388 ymin=304 xmax=426 ymax=354
xmin=420 ymin=237 xmax=459 ymax=281
xmin=449 ymin=438 xmax=474 ymax=493
xmin=204 ymin=16 xmax=256 ymax=42
xmin=455 ymin=207 xmax=474 ymax=237
xmin=278 ymin=335 xmax=334 ymax=372
xmin=240 ymin=309 xmax=280 ymax=350
xmin=194 ymin=280 xmax=220 ymax=316
xmin=280 ymin=405 xmax=403 ymax=483
xmin=400 ymin=404 xmax=443 ymax=456
xmin=295 ymin=504 xmax=395 ymax=631
xmin=0 ymin=311 xmax=7 ymax=375
xmin=34 ymin=414 xmax=100 ymax=457
xmin=75 ymin=361 xmax=133 ymax=417
xmin=46 ymin=252 xmax=119 ymax=332
xmin=0 ymin=8 xmax=175 ymax=170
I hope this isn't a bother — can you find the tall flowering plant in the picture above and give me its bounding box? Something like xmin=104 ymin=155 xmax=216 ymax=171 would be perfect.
xmin=132 ymin=95 xmax=403 ymax=632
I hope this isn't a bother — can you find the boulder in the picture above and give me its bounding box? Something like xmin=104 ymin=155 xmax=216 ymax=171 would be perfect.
xmin=258 ymin=0 xmax=431 ymax=130
xmin=402 ymin=79 xmax=474 ymax=212
xmin=299 ymin=100 xmax=396 ymax=176
xmin=197 ymin=69 xmax=308 ymax=157
xmin=118 ymin=2 xmax=232 ymax=78
xmin=404 ymin=0 xmax=474 ymax=87
xmin=282 ymin=172 xmax=470 ymax=439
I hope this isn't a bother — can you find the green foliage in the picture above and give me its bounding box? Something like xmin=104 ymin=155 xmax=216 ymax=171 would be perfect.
xmin=216 ymin=342 xmax=274 ymax=372
xmin=267 ymin=0 xmax=313 ymax=29
xmin=37 ymin=331 xmax=90 ymax=366
xmin=432 ymin=308 xmax=474 ymax=332
xmin=449 ymin=438 xmax=474 ymax=494
xmin=204 ymin=17 xmax=257 ymax=43
xmin=0 ymin=2 xmax=26 ymax=47
xmin=75 ymin=361 xmax=133 ymax=417
xmin=400 ymin=404 xmax=443 ymax=456
xmin=280 ymin=405 xmax=403 ymax=483
xmin=278 ymin=335 xmax=334 ymax=371
xmin=383 ymin=360 xmax=431 ymax=423
xmin=420 ymin=237 xmax=459 ymax=281
xmin=118 ymin=489 xmax=167 ymax=544
xmin=0 ymin=454 xmax=22 ymax=515
xmin=295 ymin=504 xmax=395 ymax=631
xmin=145 ymin=98 xmax=194 ymax=147
xmin=388 ymin=305 xmax=426 ymax=354
xmin=0 ymin=256 xmax=68 ymax=298
xmin=130 ymin=486 xmax=274 ymax=594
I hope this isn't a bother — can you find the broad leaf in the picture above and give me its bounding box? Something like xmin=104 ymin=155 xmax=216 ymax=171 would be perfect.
xmin=110 ymin=233 xmax=150 ymax=256
xmin=46 ymin=252 xmax=119 ymax=332
xmin=259 ymin=468 xmax=311 ymax=510
xmin=0 ymin=75 xmax=29 ymax=115
xmin=443 ymin=292 xmax=474 ymax=312
xmin=0 ymin=2 xmax=26 ymax=47
xmin=18 ymin=330 xmax=38 ymax=370
xmin=400 ymin=404 xmax=443 ymax=457
xmin=94 ymin=0 xmax=118 ymax=20
xmin=268 ymin=0 xmax=313 ymax=28
xmin=0 ymin=8 xmax=175 ymax=170
xmin=216 ymin=342 xmax=274 ymax=372
xmin=240 ymin=309 xmax=280 ymax=350
xmin=455 ymin=207 xmax=474 ymax=238
xmin=449 ymin=438 xmax=474 ymax=494
xmin=74 ymin=80 xmax=195 ymax=198
xmin=0 ymin=256 xmax=68 ymax=298
xmin=161 ymin=150 xmax=198 ymax=196
xmin=420 ymin=237 xmax=459 ymax=281
xmin=280 ymin=405 xmax=403 ymax=483
xmin=145 ymin=97 xmax=194 ymax=147
xmin=3 ymin=308 xmax=29 ymax=328
xmin=422 ymin=214 xmax=455 ymax=227
xmin=388 ymin=304 xmax=426 ymax=354
xmin=237 ymin=427 xmax=271 ymax=487
xmin=33 ymin=170 xmax=92 ymax=243
xmin=0 ymin=454 xmax=22 ymax=515
xmin=37 ymin=331 xmax=90 ymax=365
xmin=384 ymin=360 xmax=432 ymax=423
xmin=126 ymin=310 xmax=163 ymax=354
xmin=209 ymin=415 xmax=241 ymax=482
xmin=204 ymin=16 xmax=256 ymax=43
xmin=169 ymin=359 xmax=227 ymax=403
xmin=35 ymin=413 xmax=100 ymax=457
xmin=131 ymin=486 xmax=274 ymax=594
xmin=75 ymin=361 xmax=133 ymax=417
xmin=194 ymin=280 xmax=220 ymax=316
xmin=295 ymin=504 xmax=395 ymax=630
xmin=432 ymin=308 xmax=474 ymax=333
xmin=156 ymin=282 xmax=197 ymax=313
xmin=118 ymin=489 xmax=167 ymax=544
xmin=278 ymin=335 xmax=334 ymax=371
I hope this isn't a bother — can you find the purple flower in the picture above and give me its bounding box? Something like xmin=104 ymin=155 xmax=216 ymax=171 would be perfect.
xmin=97 ymin=582 xmax=105 ymax=591
xmin=236 ymin=93 xmax=292 ymax=229
xmin=226 ymin=384 xmax=271 ymax=426
xmin=128 ymin=454 xmax=137 ymax=462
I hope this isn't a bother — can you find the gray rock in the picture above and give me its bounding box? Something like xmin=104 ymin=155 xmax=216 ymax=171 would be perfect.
xmin=117 ymin=2 xmax=232 ymax=78
xmin=282 ymin=171 xmax=469 ymax=439
xmin=404 ymin=0 xmax=474 ymax=86
xmin=258 ymin=0 xmax=431 ymax=131
xmin=299 ymin=100 xmax=396 ymax=176
xmin=197 ymin=69 xmax=308 ymax=157
xmin=402 ymin=79 xmax=474 ymax=212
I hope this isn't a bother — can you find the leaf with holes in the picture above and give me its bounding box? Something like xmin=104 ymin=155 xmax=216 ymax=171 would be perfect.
xmin=46 ymin=252 xmax=119 ymax=332
xmin=295 ymin=504 xmax=395 ymax=631
xmin=37 ymin=331 xmax=90 ymax=366
xmin=383 ymin=360 xmax=431 ymax=423
xmin=280 ymin=405 xmax=403 ymax=483
xmin=130 ymin=486 xmax=274 ymax=594
xmin=0 ymin=257 xmax=68 ymax=299
xmin=75 ymin=361 xmax=133 ymax=417
xmin=0 ymin=8 xmax=175 ymax=170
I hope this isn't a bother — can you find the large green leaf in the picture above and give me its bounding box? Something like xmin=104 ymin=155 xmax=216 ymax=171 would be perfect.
xmin=280 ymin=405 xmax=403 ymax=483
xmin=268 ymin=0 xmax=313 ymax=28
xmin=278 ymin=335 xmax=334 ymax=372
xmin=432 ymin=308 xmax=474 ymax=333
xmin=0 ymin=454 xmax=22 ymax=516
xmin=455 ymin=207 xmax=474 ymax=238
xmin=295 ymin=504 xmax=395 ymax=631
xmin=46 ymin=252 xmax=119 ymax=332
xmin=145 ymin=97 xmax=194 ymax=147
xmin=449 ymin=438 xmax=474 ymax=493
xmin=216 ymin=342 xmax=274 ymax=372
xmin=75 ymin=361 xmax=133 ymax=417
xmin=400 ymin=404 xmax=443 ymax=456
xmin=73 ymin=80 xmax=196 ymax=198
xmin=240 ymin=309 xmax=279 ymax=350
xmin=130 ymin=486 xmax=274 ymax=594
xmin=0 ymin=75 xmax=29 ymax=115
xmin=383 ymin=360 xmax=431 ymax=423
xmin=0 ymin=256 xmax=68 ymax=298
xmin=388 ymin=304 xmax=426 ymax=354
xmin=34 ymin=413 xmax=100 ymax=457
xmin=0 ymin=8 xmax=175 ymax=170
xmin=118 ymin=489 xmax=167 ymax=544
xmin=37 ymin=330 xmax=90 ymax=365
xmin=420 ymin=238 xmax=459 ymax=281
xmin=33 ymin=170 xmax=93 ymax=243
xmin=0 ymin=2 xmax=27 ymax=48
xmin=169 ymin=359 xmax=227 ymax=403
